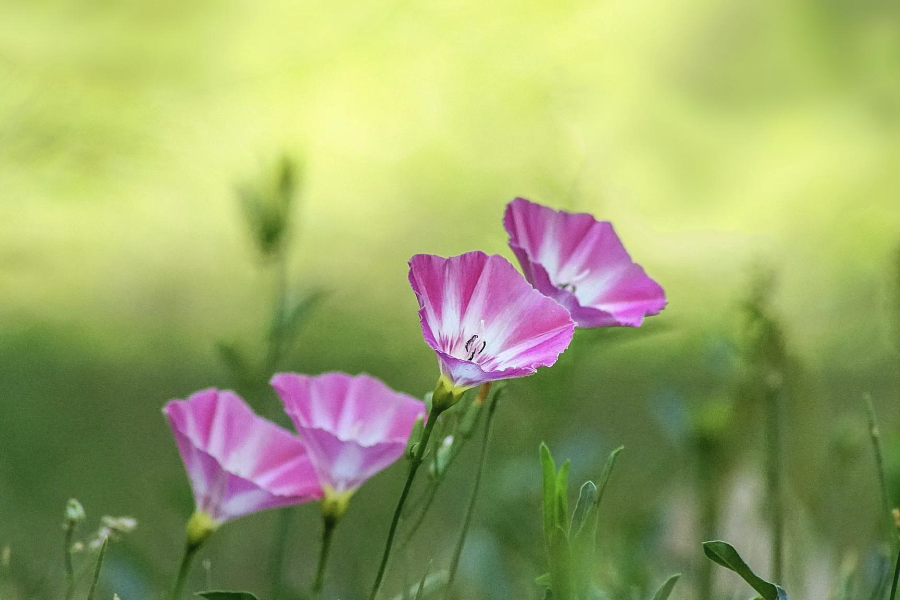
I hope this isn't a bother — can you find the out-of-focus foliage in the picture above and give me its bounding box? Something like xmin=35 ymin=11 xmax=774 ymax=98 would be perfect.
xmin=1 ymin=0 xmax=900 ymax=598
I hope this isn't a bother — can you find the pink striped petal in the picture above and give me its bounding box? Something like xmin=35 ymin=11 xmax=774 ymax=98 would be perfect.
xmin=504 ymin=198 xmax=666 ymax=328
xmin=271 ymin=372 xmax=426 ymax=493
xmin=408 ymin=251 xmax=575 ymax=390
xmin=163 ymin=389 xmax=322 ymax=524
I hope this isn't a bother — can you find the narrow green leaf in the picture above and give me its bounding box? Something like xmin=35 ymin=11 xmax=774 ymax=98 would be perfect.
xmin=651 ymin=574 xmax=681 ymax=600
xmin=702 ymin=541 xmax=790 ymax=600
xmin=570 ymin=481 xmax=598 ymax=538
xmin=414 ymin=561 xmax=433 ymax=600
xmin=555 ymin=460 xmax=571 ymax=532
xmin=593 ymin=446 xmax=623 ymax=511
xmin=279 ymin=290 xmax=327 ymax=343
xmin=197 ymin=593 xmax=260 ymax=600
xmin=540 ymin=443 xmax=558 ymax=543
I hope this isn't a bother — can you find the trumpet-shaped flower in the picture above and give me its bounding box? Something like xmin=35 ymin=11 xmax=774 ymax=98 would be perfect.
xmin=408 ymin=251 xmax=575 ymax=392
xmin=271 ymin=372 xmax=426 ymax=504
xmin=504 ymin=198 xmax=666 ymax=328
xmin=163 ymin=389 xmax=322 ymax=526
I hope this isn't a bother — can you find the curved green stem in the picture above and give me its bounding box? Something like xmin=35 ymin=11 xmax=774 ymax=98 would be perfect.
xmin=312 ymin=516 xmax=338 ymax=599
xmin=169 ymin=543 xmax=200 ymax=600
xmin=86 ymin=538 xmax=109 ymax=600
xmin=444 ymin=393 xmax=501 ymax=596
xmin=369 ymin=406 xmax=444 ymax=600
xmin=63 ymin=523 xmax=76 ymax=600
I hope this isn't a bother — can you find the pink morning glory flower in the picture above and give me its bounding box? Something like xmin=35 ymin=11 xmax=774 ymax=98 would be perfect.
xmin=271 ymin=372 xmax=426 ymax=502
xmin=504 ymin=198 xmax=666 ymax=328
xmin=163 ymin=388 xmax=323 ymax=526
xmin=408 ymin=251 xmax=575 ymax=393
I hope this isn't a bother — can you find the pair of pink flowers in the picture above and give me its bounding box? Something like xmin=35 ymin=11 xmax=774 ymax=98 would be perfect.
xmin=410 ymin=197 xmax=666 ymax=394
xmin=164 ymin=374 xmax=425 ymax=530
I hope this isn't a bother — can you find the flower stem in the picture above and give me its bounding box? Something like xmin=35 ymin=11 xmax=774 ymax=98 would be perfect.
xmin=86 ymin=538 xmax=108 ymax=600
xmin=369 ymin=405 xmax=444 ymax=600
xmin=765 ymin=379 xmax=783 ymax=582
xmin=866 ymin=395 xmax=895 ymax=541
xmin=444 ymin=389 xmax=501 ymax=596
xmin=63 ymin=522 xmax=76 ymax=600
xmin=169 ymin=542 xmax=201 ymax=600
xmin=890 ymin=545 xmax=900 ymax=600
xmin=312 ymin=515 xmax=338 ymax=599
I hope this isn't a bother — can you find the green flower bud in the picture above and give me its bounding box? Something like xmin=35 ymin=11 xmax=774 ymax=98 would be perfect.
xmin=65 ymin=499 xmax=86 ymax=526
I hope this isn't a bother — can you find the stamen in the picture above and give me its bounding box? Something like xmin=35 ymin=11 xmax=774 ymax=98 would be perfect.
xmin=558 ymin=282 xmax=577 ymax=293
xmin=464 ymin=334 xmax=478 ymax=353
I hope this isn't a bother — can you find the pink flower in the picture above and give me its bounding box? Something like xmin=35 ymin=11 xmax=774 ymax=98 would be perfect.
xmin=163 ymin=389 xmax=323 ymax=525
xmin=271 ymin=372 xmax=426 ymax=498
xmin=408 ymin=251 xmax=575 ymax=392
xmin=504 ymin=198 xmax=666 ymax=328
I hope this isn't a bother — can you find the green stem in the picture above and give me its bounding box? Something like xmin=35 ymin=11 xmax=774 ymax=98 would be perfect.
xmin=444 ymin=393 xmax=501 ymax=596
xmin=369 ymin=406 xmax=444 ymax=600
xmin=268 ymin=508 xmax=294 ymax=600
xmin=86 ymin=538 xmax=108 ymax=600
xmin=765 ymin=380 xmax=783 ymax=582
xmin=889 ymin=545 xmax=900 ymax=600
xmin=399 ymin=483 xmax=440 ymax=552
xmin=169 ymin=543 xmax=200 ymax=600
xmin=312 ymin=516 xmax=338 ymax=599
xmin=63 ymin=523 xmax=76 ymax=600
xmin=696 ymin=442 xmax=720 ymax=600
xmin=264 ymin=250 xmax=289 ymax=374
xmin=866 ymin=395 xmax=895 ymax=540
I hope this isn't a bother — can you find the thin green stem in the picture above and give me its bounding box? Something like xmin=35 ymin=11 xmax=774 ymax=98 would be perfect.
xmin=312 ymin=516 xmax=338 ymax=599
xmin=696 ymin=443 xmax=720 ymax=600
xmin=369 ymin=406 xmax=444 ymax=600
xmin=264 ymin=250 xmax=289 ymax=374
xmin=765 ymin=381 xmax=783 ymax=582
xmin=889 ymin=545 xmax=900 ymax=600
xmin=169 ymin=543 xmax=200 ymax=600
xmin=866 ymin=395 xmax=895 ymax=540
xmin=85 ymin=538 xmax=108 ymax=600
xmin=268 ymin=508 xmax=294 ymax=600
xmin=399 ymin=483 xmax=440 ymax=551
xmin=444 ymin=393 xmax=501 ymax=596
xmin=63 ymin=523 xmax=76 ymax=600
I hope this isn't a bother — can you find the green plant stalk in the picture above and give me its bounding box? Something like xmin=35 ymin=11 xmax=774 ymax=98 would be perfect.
xmin=866 ymin=395 xmax=895 ymax=540
xmin=312 ymin=515 xmax=338 ymax=599
xmin=443 ymin=393 xmax=501 ymax=596
xmin=264 ymin=249 xmax=289 ymax=374
xmin=697 ymin=446 xmax=720 ymax=600
xmin=86 ymin=538 xmax=108 ymax=600
xmin=890 ymin=545 xmax=900 ymax=600
xmin=169 ymin=542 xmax=200 ymax=600
xmin=369 ymin=405 xmax=445 ymax=600
xmin=765 ymin=382 xmax=783 ymax=582
xmin=63 ymin=522 xmax=76 ymax=600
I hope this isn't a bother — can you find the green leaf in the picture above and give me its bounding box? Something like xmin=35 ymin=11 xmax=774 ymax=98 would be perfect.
xmin=570 ymin=481 xmax=598 ymax=538
xmin=535 ymin=573 xmax=552 ymax=587
xmin=702 ymin=541 xmax=790 ymax=600
xmin=650 ymin=574 xmax=681 ymax=600
xmin=594 ymin=446 xmax=623 ymax=511
xmin=555 ymin=460 xmax=571 ymax=532
xmin=540 ymin=443 xmax=558 ymax=543
xmin=548 ymin=525 xmax=575 ymax=600
xmin=278 ymin=290 xmax=327 ymax=343
xmin=197 ymin=593 xmax=260 ymax=600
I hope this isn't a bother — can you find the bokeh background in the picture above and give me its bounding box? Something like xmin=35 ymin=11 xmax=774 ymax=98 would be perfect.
xmin=2 ymin=0 xmax=900 ymax=598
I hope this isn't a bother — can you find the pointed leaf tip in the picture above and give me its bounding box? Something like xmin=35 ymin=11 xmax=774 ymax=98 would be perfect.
xmin=197 ymin=592 xmax=260 ymax=600
xmin=651 ymin=574 xmax=681 ymax=600
xmin=702 ymin=541 xmax=790 ymax=600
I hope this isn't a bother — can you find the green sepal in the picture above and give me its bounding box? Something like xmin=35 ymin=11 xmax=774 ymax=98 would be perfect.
xmin=702 ymin=541 xmax=790 ymax=600
xmin=405 ymin=416 xmax=426 ymax=460
xmin=650 ymin=574 xmax=681 ymax=600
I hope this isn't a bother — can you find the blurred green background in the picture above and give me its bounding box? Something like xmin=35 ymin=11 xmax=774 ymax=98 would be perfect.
xmin=2 ymin=0 xmax=900 ymax=598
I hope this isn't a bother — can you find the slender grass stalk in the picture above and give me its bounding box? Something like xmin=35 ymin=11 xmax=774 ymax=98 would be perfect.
xmin=169 ymin=543 xmax=200 ymax=600
xmin=369 ymin=405 xmax=445 ymax=600
xmin=63 ymin=523 xmax=76 ymax=600
xmin=765 ymin=379 xmax=783 ymax=582
xmin=399 ymin=484 xmax=440 ymax=552
xmin=889 ymin=546 xmax=900 ymax=600
xmin=866 ymin=395 xmax=894 ymax=539
xmin=312 ymin=516 xmax=338 ymax=599
xmin=85 ymin=538 xmax=108 ymax=600
xmin=443 ymin=389 xmax=501 ymax=597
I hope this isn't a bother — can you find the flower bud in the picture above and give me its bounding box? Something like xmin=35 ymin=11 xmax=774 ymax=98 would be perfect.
xmin=431 ymin=436 xmax=454 ymax=477
xmin=65 ymin=499 xmax=86 ymax=526
xmin=405 ymin=415 xmax=426 ymax=460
